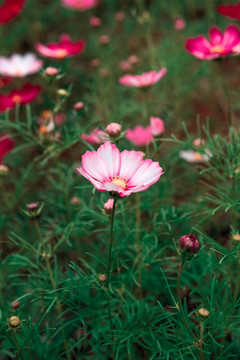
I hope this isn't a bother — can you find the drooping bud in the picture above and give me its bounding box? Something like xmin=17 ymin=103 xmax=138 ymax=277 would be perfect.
xmin=198 ymin=308 xmax=210 ymax=319
xmin=104 ymin=199 xmax=115 ymax=214
xmin=45 ymin=67 xmax=59 ymax=77
xmin=73 ymin=102 xmax=84 ymax=111
xmin=10 ymin=300 xmax=20 ymax=310
xmin=9 ymin=316 xmax=20 ymax=328
xmin=179 ymin=235 xmax=201 ymax=258
xmin=105 ymin=123 xmax=122 ymax=138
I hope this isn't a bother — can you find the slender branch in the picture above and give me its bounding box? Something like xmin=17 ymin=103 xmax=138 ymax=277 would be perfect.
xmin=199 ymin=320 xmax=205 ymax=360
xmin=106 ymin=198 xmax=117 ymax=289
xmin=136 ymin=192 xmax=143 ymax=298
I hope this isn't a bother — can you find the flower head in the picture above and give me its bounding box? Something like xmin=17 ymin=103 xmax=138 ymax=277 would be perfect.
xmin=0 ymin=0 xmax=25 ymax=24
xmin=105 ymin=123 xmax=122 ymax=137
xmin=0 ymin=53 xmax=43 ymax=77
xmin=0 ymin=83 xmax=41 ymax=112
xmin=179 ymin=235 xmax=201 ymax=255
xmin=77 ymin=141 xmax=163 ymax=197
xmin=185 ymin=25 xmax=240 ymax=60
xmin=174 ymin=17 xmax=186 ymax=30
xmin=81 ymin=129 xmax=109 ymax=145
xmin=179 ymin=139 xmax=212 ymax=163
xmin=36 ymin=34 xmax=85 ymax=59
xmin=62 ymin=0 xmax=98 ymax=11
xmin=0 ymin=133 xmax=14 ymax=164
xmin=126 ymin=117 xmax=165 ymax=146
xmin=119 ymin=68 xmax=167 ymax=88
xmin=89 ymin=16 xmax=101 ymax=27
xmin=218 ymin=3 xmax=240 ymax=20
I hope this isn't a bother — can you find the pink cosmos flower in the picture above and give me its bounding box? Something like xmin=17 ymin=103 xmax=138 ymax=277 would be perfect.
xmin=77 ymin=141 xmax=163 ymax=197
xmin=36 ymin=34 xmax=85 ymax=59
xmin=0 ymin=53 xmax=43 ymax=77
xmin=0 ymin=77 xmax=12 ymax=88
xmin=218 ymin=3 xmax=240 ymax=20
xmin=174 ymin=17 xmax=186 ymax=30
xmin=126 ymin=117 xmax=165 ymax=146
xmin=89 ymin=16 xmax=101 ymax=27
xmin=0 ymin=133 xmax=14 ymax=164
xmin=0 ymin=83 xmax=41 ymax=112
xmin=81 ymin=129 xmax=109 ymax=145
xmin=0 ymin=0 xmax=25 ymax=24
xmin=179 ymin=139 xmax=212 ymax=163
xmin=61 ymin=0 xmax=98 ymax=11
xmin=185 ymin=25 xmax=240 ymax=60
xmin=119 ymin=68 xmax=167 ymax=88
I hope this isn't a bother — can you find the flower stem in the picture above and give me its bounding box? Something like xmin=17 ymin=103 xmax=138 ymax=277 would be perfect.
xmin=177 ymin=259 xmax=198 ymax=341
xmin=136 ymin=193 xmax=143 ymax=298
xmin=11 ymin=328 xmax=24 ymax=360
xmin=106 ymin=198 xmax=117 ymax=290
xmin=199 ymin=320 xmax=205 ymax=360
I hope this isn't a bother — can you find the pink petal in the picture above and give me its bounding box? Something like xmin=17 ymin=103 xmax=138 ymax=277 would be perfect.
xmin=209 ymin=27 xmax=223 ymax=45
xmin=119 ymin=150 xmax=143 ymax=180
xmin=128 ymin=159 xmax=163 ymax=187
xmin=222 ymin=25 xmax=240 ymax=51
xmin=185 ymin=36 xmax=212 ymax=59
xmin=77 ymin=167 xmax=103 ymax=189
xmin=81 ymin=150 xmax=109 ymax=181
xmin=97 ymin=141 xmax=121 ymax=178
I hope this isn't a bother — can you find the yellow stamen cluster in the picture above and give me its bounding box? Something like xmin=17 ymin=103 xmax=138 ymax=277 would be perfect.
xmin=111 ymin=176 xmax=127 ymax=189
xmin=210 ymin=45 xmax=224 ymax=54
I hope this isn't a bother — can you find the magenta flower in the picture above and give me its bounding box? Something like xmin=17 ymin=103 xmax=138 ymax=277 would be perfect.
xmin=0 ymin=54 xmax=43 ymax=77
xmin=218 ymin=3 xmax=240 ymax=20
xmin=61 ymin=0 xmax=98 ymax=11
xmin=126 ymin=117 xmax=165 ymax=146
xmin=0 ymin=83 xmax=41 ymax=112
xmin=36 ymin=34 xmax=85 ymax=59
xmin=0 ymin=0 xmax=25 ymax=24
xmin=77 ymin=141 xmax=163 ymax=197
xmin=81 ymin=129 xmax=109 ymax=145
xmin=0 ymin=133 xmax=14 ymax=164
xmin=185 ymin=25 xmax=240 ymax=60
xmin=119 ymin=68 xmax=167 ymax=88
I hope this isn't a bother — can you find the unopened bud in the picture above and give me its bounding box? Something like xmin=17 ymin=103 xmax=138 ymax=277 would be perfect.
xmin=99 ymin=35 xmax=110 ymax=45
xmin=179 ymin=235 xmax=201 ymax=257
xmin=9 ymin=316 xmax=20 ymax=328
xmin=100 ymin=68 xmax=110 ymax=77
xmin=115 ymin=12 xmax=125 ymax=22
xmin=45 ymin=67 xmax=59 ymax=77
xmin=10 ymin=300 xmax=20 ymax=310
xmin=198 ymin=308 xmax=210 ymax=319
xmin=105 ymin=123 xmax=122 ymax=137
xmin=0 ymin=164 xmax=9 ymax=175
xmin=57 ymin=89 xmax=68 ymax=97
xmin=91 ymin=59 xmax=100 ymax=68
xmin=233 ymin=233 xmax=240 ymax=242
xmin=104 ymin=199 xmax=116 ymax=214
xmin=98 ymin=273 xmax=106 ymax=282
xmin=73 ymin=102 xmax=84 ymax=111
xmin=27 ymin=202 xmax=39 ymax=211
xmin=25 ymin=202 xmax=43 ymax=217
xmin=70 ymin=196 xmax=81 ymax=206
xmin=89 ymin=16 xmax=101 ymax=27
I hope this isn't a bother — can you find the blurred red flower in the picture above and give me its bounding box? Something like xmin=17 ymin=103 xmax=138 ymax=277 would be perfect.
xmin=0 ymin=133 xmax=14 ymax=164
xmin=218 ymin=3 xmax=240 ymax=20
xmin=0 ymin=83 xmax=41 ymax=112
xmin=0 ymin=0 xmax=25 ymax=24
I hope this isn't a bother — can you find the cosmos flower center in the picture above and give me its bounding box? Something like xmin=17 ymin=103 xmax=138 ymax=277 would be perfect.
xmin=111 ymin=176 xmax=127 ymax=189
xmin=12 ymin=95 xmax=22 ymax=103
xmin=55 ymin=49 xmax=68 ymax=58
xmin=210 ymin=45 xmax=224 ymax=54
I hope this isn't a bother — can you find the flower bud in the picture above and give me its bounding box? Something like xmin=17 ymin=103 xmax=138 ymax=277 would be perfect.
xmin=0 ymin=164 xmax=9 ymax=175
xmin=105 ymin=123 xmax=122 ymax=137
xmin=45 ymin=67 xmax=59 ymax=77
xmin=99 ymin=35 xmax=110 ymax=45
xmin=179 ymin=235 xmax=201 ymax=256
xmin=98 ymin=273 xmax=106 ymax=282
xmin=27 ymin=202 xmax=39 ymax=211
xmin=25 ymin=202 xmax=43 ymax=218
xmin=57 ymin=89 xmax=68 ymax=97
xmin=70 ymin=196 xmax=81 ymax=206
xmin=9 ymin=316 xmax=20 ymax=328
xmin=128 ymin=55 xmax=139 ymax=64
xmin=198 ymin=308 xmax=210 ymax=319
xmin=91 ymin=59 xmax=100 ymax=68
xmin=10 ymin=300 xmax=20 ymax=310
xmin=99 ymin=68 xmax=110 ymax=77
xmin=89 ymin=16 xmax=101 ymax=27
xmin=104 ymin=199 xmax=115 ymax=214
xmin=232 ymin=233 xmax=240 ymax=242
xmin=73 ymin=102 xmax=84 ymax=111
xmin=115 ymin=12 xmax=125 ymax=22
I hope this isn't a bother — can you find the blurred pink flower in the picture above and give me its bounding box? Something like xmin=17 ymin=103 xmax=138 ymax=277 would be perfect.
xmin=45 ymin=67 xmax=59 ymax=76
xmin=119 ymin=68 xmax=167 ymax=88
xmin=36 ymin=34 xmax=85 ymax=59
xmin=128 ymin=55 xmax=139 ymax=64
xmin=179 ymin=139 xmax=212 ymax=163
xmin=104 ymin=198 xmax=115 ymax=214
xmin=218 ymin=3 xmax=240 ymax=20
xmin=174 ymin=17 xmax=186 ymax=30
xmin=0 ymin=53 xmax=42 ymax=77
xmin=126 ymin=117 xmax=165 ymax=146
xmin=81 ymin=129 xmax=109 ymax=145
xmin=61 ymin=0 xmax=98 ymax=11
xmin=115 ymin=12 xmax=125 ymax=21
xmin=0 ymin=133 xmax=14 ymax=164
xmin=89 ymin=16 xmax=101 ymax=27
xmin=91 ymin=59 xmax=100 ymax=67
xmin=126 ymin=126 xmax=153 ymax=146
xmin=0 ymin=77 xmax=12 ymax=88
xmin=0 ymin=83 xmax=41 ymax=112
xmin=37 ymin=110 xmax=66 ymax=134
xmin=99 ymin=35 xmax=110 ymax=45
xmin=0 ymin=0 xmax=25 ymax=24
xmin=106 ymin=123 xmax=122 ymax=137
xmin=77 ymin=141 xmax=163 ymax=197
xmin=73 ymin=101 xmax=84 ymax=110
xmin=150 ymin=117 xmax=165 ymax=136
xmin=185 ymin=25 xmax=240 ymax=60
xmin=119 ymin=60 xmax=132 ymax=72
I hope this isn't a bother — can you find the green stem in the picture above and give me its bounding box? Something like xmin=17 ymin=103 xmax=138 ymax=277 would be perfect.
xmin=136 ymin=193 xmax=143 ymax=298
xmin=177 ymin=259 xmax=198 ymax=341
xmin=146 ymin=25 xmax=157 ymax=69
xmin=199 ymin=321 xmax=205 ymax=360
xmin=106 ymin=198 xmax=117 ymax=289
xmin=11 ymin=328 xmax=24 ymax=360
xmin=26 ymin=104 xmax=32 ymax=130
xmin=15 ymin=103 xmax=20 ymax=123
